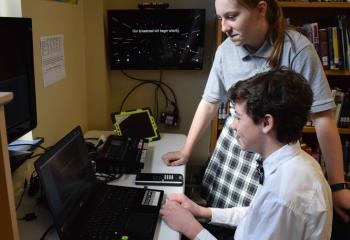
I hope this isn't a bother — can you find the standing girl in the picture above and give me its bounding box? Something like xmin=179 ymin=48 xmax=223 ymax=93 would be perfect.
xmin=162 ymin=0 xmax=350 ymax=222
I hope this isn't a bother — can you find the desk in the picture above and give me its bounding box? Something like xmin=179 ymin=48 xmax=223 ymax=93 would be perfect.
xmin=17 ymin=132 xmax=186 ymax=240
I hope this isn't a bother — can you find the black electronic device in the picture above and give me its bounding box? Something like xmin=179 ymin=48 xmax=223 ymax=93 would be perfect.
xmin=135 ymin=173 xmax=183 ymax=186
xmin=107 ymin=9 xmax=205 ymax=70
xmin=96 ymin=135 xmax=146 ymax=174
xmin=111 ymin=108 xmax=160 ymax=142
xmin=0 ymin=17 xmax=37 ymax=171
xmin=35 ymin=126 xmax=163 ymax=240
xmin=0 ymin=17 xmax=37 ymax=144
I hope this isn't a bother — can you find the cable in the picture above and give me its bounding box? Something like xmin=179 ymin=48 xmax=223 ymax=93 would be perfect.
xmin=17 ymin=212 xmax=37 ymax=221
xmin=119 ymin=70 xmax=179 ymax=123
xmin=154 ymin=70 xmax=165 ymax=121
xmin=28 ymin=170 xmax=40 ymax=197
xmin=16 ymin=179 xmax=28 ymax=210
xmin=155 ymin=84 xmax=160 ymax=121
xmin=40 ymin=224 xmax=54 ymax=240
xmin=26 ymin=153 xmax=44 ymax=160
xmin=121 ymin=70 xmax=154 ymax=82
xmin=120 ymin=70 xmax=177 ymax=105
xmin=16 ymin=179 xmax=38 ymax=222
xmin=121 ymin=70 xmax=176 ymax=108
xmin=118 ymin=80 xmax=171 ymax=118
xmin=119 ymin=81 xmax=152 ymax=112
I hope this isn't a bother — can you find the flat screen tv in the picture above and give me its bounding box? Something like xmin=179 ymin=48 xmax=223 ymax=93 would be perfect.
xmin=0 ymin=17 xmax=37 ymax=144
xmin=107 ymin=9 xmax=206 ymax=70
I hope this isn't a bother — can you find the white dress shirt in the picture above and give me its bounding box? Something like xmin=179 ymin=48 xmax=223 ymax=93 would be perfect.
xmin=195 ymin=143 xmax=332 ymax=240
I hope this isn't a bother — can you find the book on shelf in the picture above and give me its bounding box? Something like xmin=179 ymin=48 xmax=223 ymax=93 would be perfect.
xmin=336 ymin=15 xmax=348 ymax=70
xmin=347 ymin=26 xmax=350 ymax=70
xmin=330 ymin=88 xmax=350 ymax=128
xmin=328 ymin=27 xmax=336 ymax=69
xmin=332 ymin=26 xmax=342 ymax=70
xmin=319 ymin=28 xmax=329 ymax=69
xmin=334 ymin=14 xmax=350 ymax=70
xmin=299 ymin=88 xmax=350 ymax=129
xmin=312 ymin=23 xmax=320 ymax=57
xmin=300 ymin=22 xmax=320 ymax=55
xmin=296 ymin=15 xmax=350 ymax=70
xmin=300 ymin=139 xmax=350 ymax=182
xmin=331 ymin=88 xmax=345 ymax=124
xmin=300 ymin=23 xmax=312 ymax=42
xmin=338 ymin=91 xmax=350 ymax=128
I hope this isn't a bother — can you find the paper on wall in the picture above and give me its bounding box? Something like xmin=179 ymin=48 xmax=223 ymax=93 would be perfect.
xmin=40 ymin=34 xmax=66 ymax=87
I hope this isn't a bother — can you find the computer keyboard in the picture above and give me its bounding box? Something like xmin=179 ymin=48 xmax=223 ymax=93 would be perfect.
xmin=79 ymin=187 xmax=138 ymax=239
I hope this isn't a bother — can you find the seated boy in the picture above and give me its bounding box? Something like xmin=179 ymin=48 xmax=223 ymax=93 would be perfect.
xmin=160 ymin=69 xmax=332 ymax=240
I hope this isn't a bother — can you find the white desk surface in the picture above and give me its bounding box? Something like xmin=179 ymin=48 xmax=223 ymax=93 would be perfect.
xmin=17 ymin=131 xmax=186 ymax=240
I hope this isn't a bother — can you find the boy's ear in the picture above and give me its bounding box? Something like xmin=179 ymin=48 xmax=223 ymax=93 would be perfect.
xmin=262 ymin=114 xmax=274 ymax=134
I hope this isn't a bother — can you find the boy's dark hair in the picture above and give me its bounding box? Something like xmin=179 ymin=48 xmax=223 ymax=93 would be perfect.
xmin=229 ymin=68 xmax=313 ymax=144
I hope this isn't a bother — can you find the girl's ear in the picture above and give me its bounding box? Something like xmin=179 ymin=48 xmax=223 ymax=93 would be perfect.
xmin=262 ymin=114 xmax=274 ymax=134
xmin=256 ymin=1 xmax=267 ymax=18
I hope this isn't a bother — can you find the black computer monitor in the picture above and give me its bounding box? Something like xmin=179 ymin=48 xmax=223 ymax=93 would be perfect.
xmin=0 ymin=17 xmax=37 ymax=144
xmin=107 ymin=9 xmax=206 ymax=70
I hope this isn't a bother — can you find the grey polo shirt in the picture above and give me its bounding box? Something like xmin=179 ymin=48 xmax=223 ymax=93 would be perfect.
xmin=203 ymin=30 xmax=335 ymax=113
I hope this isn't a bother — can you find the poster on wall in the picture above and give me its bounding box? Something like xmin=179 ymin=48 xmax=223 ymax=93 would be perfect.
xmin=45 ymin=0 xmax=78 ymax=4
xmin=40 ymin=34 xmax=66 ymax=87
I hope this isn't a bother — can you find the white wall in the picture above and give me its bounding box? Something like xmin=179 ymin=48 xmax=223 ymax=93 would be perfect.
xmin=22 ymin=0 xmax=88 ymax=146
xmin=0 ymin=0 xmax=21 ymax=17
xmin=12 ymin=0 xmax=88 ymax=192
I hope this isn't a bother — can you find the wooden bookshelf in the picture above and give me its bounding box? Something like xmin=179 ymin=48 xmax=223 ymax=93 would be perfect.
xmin=303 ymin=126 xmax=350 ymax=135
xmin=324 ymin=70 xmax=350 ymax=77
xmin=279 ymin=1 xmax=350 ymax=9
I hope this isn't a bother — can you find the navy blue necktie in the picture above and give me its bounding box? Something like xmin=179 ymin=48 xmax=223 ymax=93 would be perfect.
xmin=256 ymin=160 xmax=264 ymax=185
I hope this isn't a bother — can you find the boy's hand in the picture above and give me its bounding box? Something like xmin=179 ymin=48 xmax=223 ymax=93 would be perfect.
xmin=167 ymin=193 xmax=202 ymax=217
xmin=160 ymin=200 xmax=203 ymax=239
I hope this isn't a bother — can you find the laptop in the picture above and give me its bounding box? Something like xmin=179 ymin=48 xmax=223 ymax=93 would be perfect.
xmin=35 ymin=126 xmax=164 ymax=240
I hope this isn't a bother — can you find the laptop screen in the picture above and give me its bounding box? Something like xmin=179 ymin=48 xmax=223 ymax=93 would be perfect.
xmin=36 ymin=127 xmax=96 ymax=228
